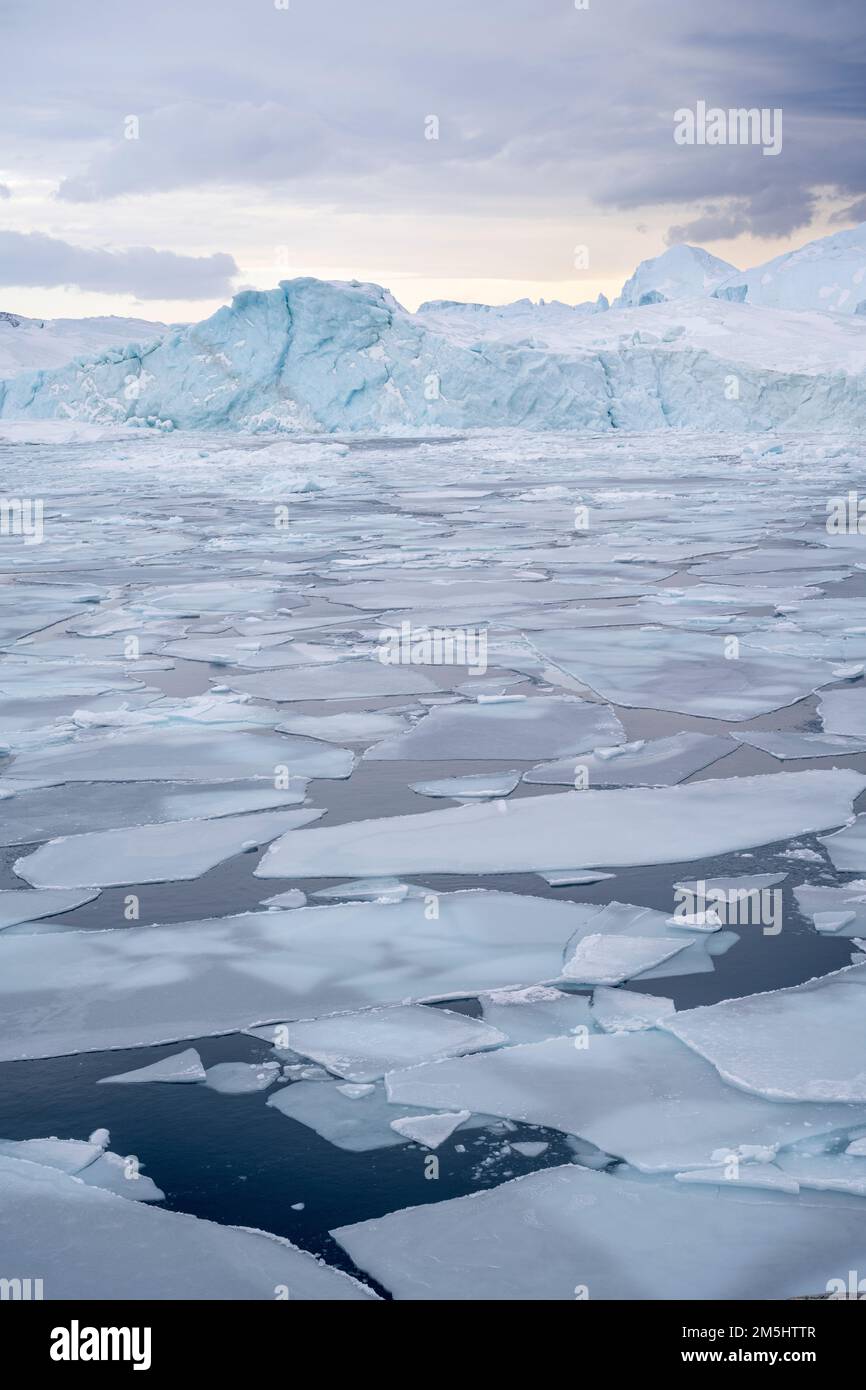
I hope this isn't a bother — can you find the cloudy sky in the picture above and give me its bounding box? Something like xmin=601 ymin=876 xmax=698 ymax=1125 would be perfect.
xmin=1 ymin=0 xmax=864 ymax=322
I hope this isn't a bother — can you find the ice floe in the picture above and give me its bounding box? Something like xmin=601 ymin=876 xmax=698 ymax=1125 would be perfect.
xmin=256 ymin=771 xmax=866 ymax=877
xmin=524 ymin=732 xmax=733 ymax=787
xmin=98 ymin=1048 xmax=207 ymax=1084
xmin=278 ymin=1005 xmax=507 ymax=1081
xmin=14 ymin=808 xmax=323 ymax=888
xmin=364 ymin=696 xmax=625 ymax=761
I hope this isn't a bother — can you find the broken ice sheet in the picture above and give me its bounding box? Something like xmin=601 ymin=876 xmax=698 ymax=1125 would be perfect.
xmin=98 ymin=1048 xmax=207 ymax=1085
xmin=1 ymin=725 xmax=353 ymax=787
xmin=256 ymin=770 xmax=866 ymax=877
xmin=389 ymin=1111 xmax=470 ymax=1149
xmin=664 ymin=961 xmax=866 ymax=1101
xmin=524 ymin=732 xmax=733 ymax=787
xmin=0 ymin=779 xmax=310 ymax=846
xmin=537 ymin=869 xmax=616 ymax=886
xmin=795 ymin=882 xmax=866 ymax=936
xmin=204 ymin=1061 xmax=281 ymax=1094
xmin=228 ymin=659 xmax=442 ymax=702
xmin=819 ymin=814 xmax=866 ymax=871
xmin=385 ymin=1028 xmax=866 ymax=1174
xmin=819 ymin=688 xmax=866 ymax=737
xmin=364 ymin=696 xmax=625 ymax=761
xmin=734 ymin=729 xmax=866 ymax=759
xmin=332 ymin=1161 xmax=866 ymax=1300
xmin=527 ymin=626 xmax=837 ymax=720
xmin=13 ymin=807 xmax=323 ymax=888
xmin=309 ymin=878 xmax=428 ymax=902
xmin=276 ymin=710 xmax=410 ymax=743
xmin=409 ymin=770 xmax=521 ymax=799
xmin=561 ymin=933 xmax=690 ymax=985
xmin=0 ymin=890 xmax=588 ymax=1060
xmin=0 ymin=1135 xmax=163 ymax=1202
xmin=480 ymin=986 xmax=596 ymax=1044
xmin=278 ymin=1004 xmax=507 ymax=1082
xmin=591 ymin=987 xmax=676 ymax=1033
xmin=268 ymin=1079 xmax=486 ymax=1153
xmin=0 ymin=1155 xmax=374 ymax=1299
xmin=0 ymin=887 xmax=100 ymax=931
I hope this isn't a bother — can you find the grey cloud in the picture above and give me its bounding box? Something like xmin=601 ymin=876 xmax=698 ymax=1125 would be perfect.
xmin=0 ymin=230 xmax=238 ymax=299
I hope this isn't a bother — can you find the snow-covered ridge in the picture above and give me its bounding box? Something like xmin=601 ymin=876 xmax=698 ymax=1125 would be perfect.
xmin=613 ymin=244 xmax=738 ymax=308
xmin=0 ymin=310 xmax=168 ymax=379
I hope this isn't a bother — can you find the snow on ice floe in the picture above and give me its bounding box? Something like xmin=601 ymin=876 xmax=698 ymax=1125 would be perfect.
xmin=0 ymin=1134 xmax=163 ymax=1202
xmin=0 ymin=725 xmax=353 ymax=787
xmin=734 ymin=728 xmax=866 ymax=759
xmin=819 ymin=688 xmax=866 ymax=737
xmin=0 ymin=1154 xmax=375 ymax=1299
xmin=0 ymin=780 xmax=310 ymax=846
xmin=0 ymin=891 xmax=587 ymax=1060
xmin=385 ymin=1029 xmax=866 ymax=1174
xmin=204 ymin=1061 xmax=281 ymax=1094
xmin=13 ymin=808 xmax=323 ymax=888
xmin=331 ymin=1161 xmax=866 ymax=1300
xmin=275 ymin=1005 xmax=507 ymax=1082
xmin=409 ymin=770 xmax=521 ymax=799
xmin=98 ymin=1048 xmax=207 ymax=1084
xmin=795 ymin=882 xmax=866 ymax=936
xmin=524 ymin=732 xmax=732 ymax=787
xmin=527 ymin=626 xmax=838 ymax=720
xmin=364 ymin=696 xmax=625 ymax=761
xmin=664 ymin=962 xmax=866 ymax=1102
xmin=259 ymin=888 xmax=308 ymax=909
xmin=591 ymin=987 xmax=676 ymax=1033
xmin=228 ymin=659 xmax=442 ymax=702
xmin=0 ymin=886 xmax=99 ymax=931
xmin=255 ymin=771 xmax=866 ymax=877
xmin=819 ymin=814 xmax=866 ymax=871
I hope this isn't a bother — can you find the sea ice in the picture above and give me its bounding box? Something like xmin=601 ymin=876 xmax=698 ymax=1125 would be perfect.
xmin=98 ymin=1049 xmax=207 ymax=1085
xmin=276 ymin=710 xmax=410 ymax=743
xmin=2 ymin=725 xmax=353 ymax=786
xmin=331 ymin=1162 xmax=866 ymax=1300
xmin=204 ymin=1062 xmax=281 ymax=1094
xmin=268 ymin=1079 xmax=484 ymax=1152
xmin=228 ymin=660 xmax=442 ymax=702
xmin=271 ymin=1005 xmax=507 ymax=1082
xmin=819 ymin=814 xmax=866 ymax=871
xmin=0 ymin=1154 xmax=374 ymax=1299
xmin=734 ymin=729 xmax=866 ymax=759
xmin=409 ymin=770 xmax=521 ymax=799
xmin=389 ymin=1112 xmax=470 ymax=1149
xmin=0 ymin=891 xmax=587 ymax=1059
xmin=527 ymin=627 xmax=836 ymax=720
xmin=524 ymin=733 xmax=733 ymax=787
xmin=591 ymin=987 xmax=676 ymax=1032
xmin=819 ymin=688 xmax=866 ymax=737
xmin=256 ymin=771 xmax=866 ymax=877
xmin=480 ymin=986 xmax=596 ymax=1044
xmin=665 ymin=962 xmax=866 ymax=1101
xmin=385 ymin=1029 xmax=866 ymax=1173
xmin=364 ymin=697 xmax=625 ymax=761
xmin=0 ymin=887 xmax=100 ymax=931
xmin=14 ymin=808 xmax=323 ymax=888
xmin=795 ymin=883 xmax=866 ymax=936
xmin=561 ymin=933 xmax=690 ymax=985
